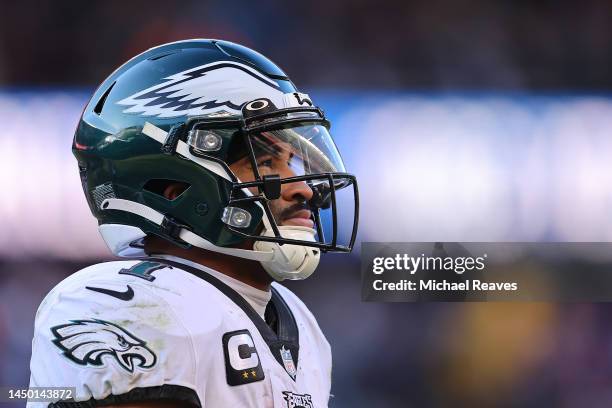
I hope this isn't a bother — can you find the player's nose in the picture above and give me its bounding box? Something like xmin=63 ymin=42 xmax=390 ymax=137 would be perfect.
xmin=281 ymin=179 xmax=314 ymax=203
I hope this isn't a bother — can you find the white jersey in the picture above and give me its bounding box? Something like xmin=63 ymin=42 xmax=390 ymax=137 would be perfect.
xmin=28 ymin=258 xmax=331 ymax=407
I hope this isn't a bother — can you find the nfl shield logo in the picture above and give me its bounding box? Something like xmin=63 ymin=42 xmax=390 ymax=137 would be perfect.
xmin=280 ymin=346 xmax=297 ymax=379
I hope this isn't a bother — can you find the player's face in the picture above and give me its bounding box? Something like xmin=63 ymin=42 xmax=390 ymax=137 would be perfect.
xmin=229 ymin=140 xmax=315 ymax=229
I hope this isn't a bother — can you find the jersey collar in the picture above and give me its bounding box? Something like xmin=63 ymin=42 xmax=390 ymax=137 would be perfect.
xmin=147 ymin=256 xmax=301 ymax=381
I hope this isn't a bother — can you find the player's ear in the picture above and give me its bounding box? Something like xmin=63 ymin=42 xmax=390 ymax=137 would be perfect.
xmin=162 ymin=182 xmax=188 ymax=201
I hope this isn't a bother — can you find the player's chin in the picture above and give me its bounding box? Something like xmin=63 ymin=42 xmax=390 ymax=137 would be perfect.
xmin=281 ymin=218 xmax=315 ymax=228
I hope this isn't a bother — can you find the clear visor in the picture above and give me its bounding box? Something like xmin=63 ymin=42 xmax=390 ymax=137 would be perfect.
xmin=250 ymin=124 xmax=346 ymax=177
xmin=229 ymin=124 xmax=357 ymax=250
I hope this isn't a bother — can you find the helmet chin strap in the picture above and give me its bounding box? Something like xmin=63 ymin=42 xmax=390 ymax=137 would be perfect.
xmin=253 ymin=211 xmax=321 ymax=281
xmin=100 ymin=198 xmax=320 ymax=281
xmin=225 ymin=174 xmax=320 ymax=281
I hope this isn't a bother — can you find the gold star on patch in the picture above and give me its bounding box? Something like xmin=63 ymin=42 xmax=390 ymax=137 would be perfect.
xmin=242 ymin=371 xmax=249 ymax=379
xmin=251 ymin=370 xmax=257 ymax=377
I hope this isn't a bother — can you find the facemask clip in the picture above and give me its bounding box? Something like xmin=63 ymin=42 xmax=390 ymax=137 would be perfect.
xmin=262 ymin=174 xmax=281 ymax=200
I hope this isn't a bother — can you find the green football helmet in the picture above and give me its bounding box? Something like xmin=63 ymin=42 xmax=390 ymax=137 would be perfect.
xmin=73 ymin=39 xmax=359 ymax=281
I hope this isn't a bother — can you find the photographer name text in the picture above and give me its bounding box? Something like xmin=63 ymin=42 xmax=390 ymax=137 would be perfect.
xmin=373 ymin=279 xmax=518 ymax=292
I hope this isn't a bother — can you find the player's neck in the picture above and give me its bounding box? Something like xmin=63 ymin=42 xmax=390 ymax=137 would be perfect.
xmin=143 ymin=237 xmax=273 ymax=291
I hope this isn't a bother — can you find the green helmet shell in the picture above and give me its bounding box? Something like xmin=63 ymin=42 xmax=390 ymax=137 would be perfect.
xmin=73 ymin=39 xmax=301 ymax=255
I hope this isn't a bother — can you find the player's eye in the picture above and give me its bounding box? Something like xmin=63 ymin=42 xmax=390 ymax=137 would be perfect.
xmin=258 ymin=158 xmax=274 ymax=168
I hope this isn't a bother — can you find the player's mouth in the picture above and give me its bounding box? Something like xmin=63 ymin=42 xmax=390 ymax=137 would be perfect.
xmin=282 ymin=209 xmax=314 ymax=228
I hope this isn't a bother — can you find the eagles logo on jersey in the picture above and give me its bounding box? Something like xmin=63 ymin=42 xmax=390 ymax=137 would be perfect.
xmin=51 ymin=319 xmax=156 ymax=373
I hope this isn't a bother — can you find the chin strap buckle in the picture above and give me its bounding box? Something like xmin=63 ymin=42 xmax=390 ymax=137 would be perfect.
xmin=161 ymin=124 xmax=184 ymax=155
xmin=160 ymin=216 xmax=189 ymax=240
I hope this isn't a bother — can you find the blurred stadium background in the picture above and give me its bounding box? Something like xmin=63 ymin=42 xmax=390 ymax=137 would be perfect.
xmin=2 ymin=1 xmax=612 ymax=407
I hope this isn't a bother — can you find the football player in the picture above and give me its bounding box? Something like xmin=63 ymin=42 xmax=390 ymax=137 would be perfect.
xmin=27 ymin=39 xmax=359 ymax=407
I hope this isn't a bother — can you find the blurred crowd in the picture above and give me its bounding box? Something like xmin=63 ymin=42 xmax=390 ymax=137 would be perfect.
xmin=0 ymin=0 xmax=611 ymax=89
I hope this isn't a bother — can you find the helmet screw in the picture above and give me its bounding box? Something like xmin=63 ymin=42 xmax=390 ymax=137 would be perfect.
xmin=195 ymin=202 xmax=209 ymax=215
xmin=221 ymin=207 xmax=252 ymax=228
xmin=203 ymin=133 xmax=221 ymax=150
xmin=232 ymin=211 xmax=248 ymax=226
xmin=187 ymin=129 xmax=222 ymax=152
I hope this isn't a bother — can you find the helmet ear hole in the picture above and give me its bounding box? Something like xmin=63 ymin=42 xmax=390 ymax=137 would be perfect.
xmin=143 ymin=179 xmax=190 ymax=201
